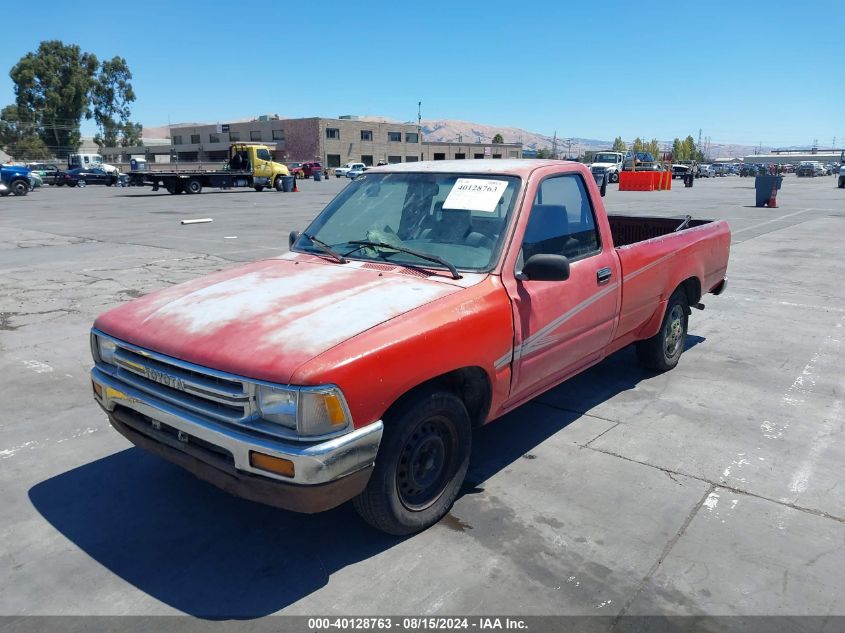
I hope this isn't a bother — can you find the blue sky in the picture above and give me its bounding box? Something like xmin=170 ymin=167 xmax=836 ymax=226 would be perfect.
xmin=1 ymin=0 xmax=841 ymax=147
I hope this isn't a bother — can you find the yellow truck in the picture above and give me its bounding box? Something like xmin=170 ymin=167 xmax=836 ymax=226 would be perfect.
xmin=128 ymin=143 xmax=290 ymax=193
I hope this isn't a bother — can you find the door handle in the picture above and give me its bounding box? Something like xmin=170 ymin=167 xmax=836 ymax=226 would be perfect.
xmin=597 ymin=267 xmax=612 ymax=284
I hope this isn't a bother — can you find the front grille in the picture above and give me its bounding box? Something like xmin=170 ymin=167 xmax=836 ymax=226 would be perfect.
xmin=110 ymin=343 xmax=251 ymax=424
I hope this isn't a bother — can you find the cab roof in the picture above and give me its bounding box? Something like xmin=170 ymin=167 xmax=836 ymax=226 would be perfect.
xmin=367 ymin=159 xmax=578 ymax=178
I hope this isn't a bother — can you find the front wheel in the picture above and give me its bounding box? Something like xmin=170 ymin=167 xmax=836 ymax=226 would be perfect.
xmin=274 ymin=177 xmax=284 ymax=191
xmin=609 ymin=171 xmax=619 ymax=183
xmin=839 ymin=177 xmax=845 ymax=189
xmin=636 ymin=290 xmax=689 ymax=372
xmin=11 ymin=180 xmax=29 ymax=196
xmin=354 ymin=388 xmax=471 ymax=535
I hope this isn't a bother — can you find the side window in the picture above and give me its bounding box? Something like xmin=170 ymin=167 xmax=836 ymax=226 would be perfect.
xmin=256 ymin=148 xmax=272 ymax=161
xmin=521 ymin=174 xmax=600 ymax=263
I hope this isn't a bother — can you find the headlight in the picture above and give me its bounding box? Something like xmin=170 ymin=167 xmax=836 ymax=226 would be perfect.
xmin=256 ymin=384 xmax=351 ymax=437
xmin=95 ymin=335 xmax=117 ymax=365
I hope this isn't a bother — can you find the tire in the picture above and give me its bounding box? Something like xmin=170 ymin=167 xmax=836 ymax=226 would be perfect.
xmin=77 ymin=180 xmax=86 ymax=188
xmin=636 ymin=290 xmax=689 ymax=372
xmin=353 ymin=388 xmax=471 ymax=535
xmin=838 ymin=177 xmax=844 ymax=189
xmin=274 ymin=177 xmax=284 ymax=192
xmin=165 ymin=182 xmax=178 ymax=194
xmin=11 ymin=180 xmax=29 ymax=196
xmin=254 ymin=185 xmax=265 ymax=192
xmin=609 ymin=171 xmax=619 ymax=183
xmin=185 ymin=178 xmax=202 ymax=194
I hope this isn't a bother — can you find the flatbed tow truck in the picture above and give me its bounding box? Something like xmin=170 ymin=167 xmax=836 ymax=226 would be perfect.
xmin=128 ymin=143 xmax=290 ymax=194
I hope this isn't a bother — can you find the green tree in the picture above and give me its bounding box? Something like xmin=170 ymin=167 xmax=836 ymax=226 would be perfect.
xmin=91 ymin=56 xmax=141 ymax=148
xmin=535 ymin=148 xmax=552 ymax=159
xmin=0 ymin=105 xmax=51 ymax=159
xmin=645 ymin=138 xmax=661 ymax=160
xmin=611 ymin=136 xmax=626 ymax=152
xmin=632 ymin=137 xmax=644 ymax=153
xmin=683 ymin=136 xmax=696 ymax=161
xmin=672 ymin=138 xmax=684 ymax=161
xmin=492 ymin=133 xmax=504 ymax=144
xmin=120 ymin=121 xmax=143 ymax=147
xmin=8 ymin=41 xmax=99 ymax=158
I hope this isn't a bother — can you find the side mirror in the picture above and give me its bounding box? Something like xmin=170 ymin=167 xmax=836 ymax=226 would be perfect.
xmin=519 ymin=254 xmax=570 ymax=282
xmin=592 ymin=172 xmax=607 ymax=196
xmin=289 ymin=230 xmax=300 ymax=248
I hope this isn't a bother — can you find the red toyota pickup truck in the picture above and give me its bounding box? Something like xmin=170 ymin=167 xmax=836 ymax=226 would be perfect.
xmin=90 ymin=160 xmax=730 ymax=534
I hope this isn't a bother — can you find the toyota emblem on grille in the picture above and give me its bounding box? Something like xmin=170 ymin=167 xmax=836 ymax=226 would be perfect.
xmin=143 ymin=367 xmax=186 ymax=391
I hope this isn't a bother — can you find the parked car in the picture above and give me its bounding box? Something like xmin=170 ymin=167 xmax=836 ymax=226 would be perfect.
xmin=672 ymin=164 xmax=693 ymax=179
xmin=0 ymin=165 xmax=32 ymax=196
xmin=89 ymin=159 xmax=731 ymax=535
xmin=346 ymin=165 xmax=366 ymax=179
xmin=589 ymin=152 xmax=625 ymax=183
xmin=622 ymin=152 xmax=664 ymax=172
xmin=334 ymin=162 xmax=366 ymax=178
xmin=289 ymin=161 xmax=323 ymax=179
xmin=796 ymin=162 xmax=824 ymax=177
xmin=61 ymin=167 xmax=119 ymax=187
xmin=27 ymin=163 xmax=63 ymax=186
xmin=698 ymin=164 xmax=714 ymax=178
xmin=739 ymin=164 xmax=759 ymax=177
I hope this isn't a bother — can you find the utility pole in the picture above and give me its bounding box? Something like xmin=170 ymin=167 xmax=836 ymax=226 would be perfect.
xmin=552 ymin=131 xmax=557 ymax=160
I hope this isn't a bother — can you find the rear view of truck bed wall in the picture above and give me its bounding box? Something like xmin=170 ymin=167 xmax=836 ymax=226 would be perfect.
xmin=608 ymin=215 xmax=711 ymax=247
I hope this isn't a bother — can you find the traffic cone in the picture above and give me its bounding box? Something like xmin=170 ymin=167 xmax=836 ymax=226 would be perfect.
xmin=767 ymin=186 xmax=777 ymax=208
xmin=292 ymin=178 xmax=299 ymax=192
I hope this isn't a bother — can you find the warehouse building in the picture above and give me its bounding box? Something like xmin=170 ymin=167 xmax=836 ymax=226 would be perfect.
xmin=102 ymin=114 xmax=522 ymax=167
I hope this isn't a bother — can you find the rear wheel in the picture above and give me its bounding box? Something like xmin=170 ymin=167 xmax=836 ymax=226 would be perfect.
xmin=185 ymin=178 xmax=202 ymax=194
xmin=77 ymin=180 xmax=86 ymax=188
xmin=354 ymin=388 xmax=471 ymax=535
xmin=636 ymin=290 xmax=689 ymax=372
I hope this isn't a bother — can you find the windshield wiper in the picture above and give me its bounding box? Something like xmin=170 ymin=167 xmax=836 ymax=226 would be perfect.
xmin=345 ymin=240 xmax=462 ymax=280
xmin=302 ymin=232 xmax=347 ymax=264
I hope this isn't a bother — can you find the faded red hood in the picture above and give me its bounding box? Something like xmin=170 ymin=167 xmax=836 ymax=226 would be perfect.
xmin=94 ymin=257 xmax=463 ymax=383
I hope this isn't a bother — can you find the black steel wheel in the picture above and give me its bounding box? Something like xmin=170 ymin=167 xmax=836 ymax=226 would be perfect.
xmin=609 ymin=171 xmax=619 ymax=183
xmin=396 ymin=416 xmax=459 ymax=511
xmin=354 ymin=388 xmax=471 ymax=535
xmin=186 ymin=178 xmax=202 ymax=194
xmin=636 ymin=289 xmax=689 ymax=371
xmin=11 ymin=180 xmax=29 ymax=196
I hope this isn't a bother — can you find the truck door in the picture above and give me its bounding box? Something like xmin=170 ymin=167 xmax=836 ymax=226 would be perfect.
xmin=254 ymin=147 xmax=273 ymax=182
xmin=507 ymin=173 xmax=620 ymax=398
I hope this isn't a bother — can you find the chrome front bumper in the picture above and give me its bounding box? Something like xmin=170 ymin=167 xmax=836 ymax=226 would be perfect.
xmin=91 ymin=366 xmax=383 ymax=487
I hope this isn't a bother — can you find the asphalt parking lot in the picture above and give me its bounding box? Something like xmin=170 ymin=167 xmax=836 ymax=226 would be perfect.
xmin=1 ymin=174 xmax=843 ymax=621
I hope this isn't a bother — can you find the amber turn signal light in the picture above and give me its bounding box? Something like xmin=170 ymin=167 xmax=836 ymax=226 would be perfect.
xmin=249 ymin=451 xmax=295 ymax=478
xmin=92 ymin=381 xmax=103 ymax=398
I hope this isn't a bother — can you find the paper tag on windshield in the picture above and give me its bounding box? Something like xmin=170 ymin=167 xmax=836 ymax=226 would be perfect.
xmin=443 ymin=178 xmax=508 ymax=213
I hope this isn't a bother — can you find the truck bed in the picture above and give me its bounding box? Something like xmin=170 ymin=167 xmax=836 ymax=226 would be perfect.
xmin=608 ymin=215 xmax=712 ymax=247
xmin=609 ymin=215 xmax=731 ymax=347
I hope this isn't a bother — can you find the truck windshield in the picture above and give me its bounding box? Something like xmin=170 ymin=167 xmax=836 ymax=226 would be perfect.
xmin=594 ymin=153 xmax=619 ymax=163
xmin=296 ymin=172 xmax=521 ymax=272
